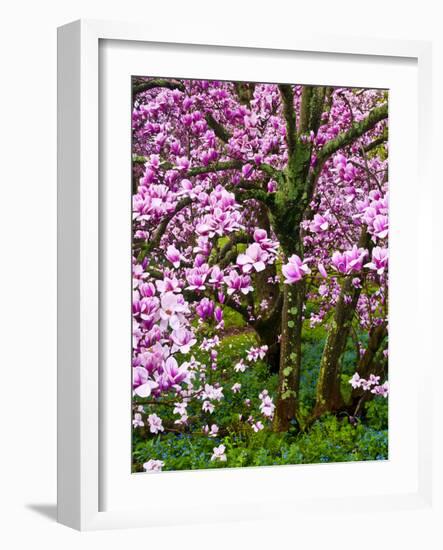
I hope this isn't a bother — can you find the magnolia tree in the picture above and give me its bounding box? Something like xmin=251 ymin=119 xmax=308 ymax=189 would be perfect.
xmin=132 ymin=78 xmax=388 ymax=465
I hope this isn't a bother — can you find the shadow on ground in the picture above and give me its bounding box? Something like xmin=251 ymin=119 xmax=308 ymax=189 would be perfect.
xmin=26 ymin=503 xmax=57 ymax=521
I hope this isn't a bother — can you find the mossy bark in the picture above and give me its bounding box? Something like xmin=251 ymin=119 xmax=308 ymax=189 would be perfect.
xmin=312 ymin=230 xmax=372 ymax=419
xmin=273 ymin=280 xmax=305 ymax=431
xmin=312 ymin=276 xmax=362 ymax=419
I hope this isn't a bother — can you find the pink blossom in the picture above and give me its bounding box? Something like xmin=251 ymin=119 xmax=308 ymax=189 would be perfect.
xmin=133 ymin=413 xmax=144 ymax=428
xmin=214 ymin=306 xmax=224 ymax=327
xmin=207 ymin=424 xmax=219 ymax=437
xmin=170 ymin=327 xmax=197 ymax=354
xmin=224 ymin=270 xmax=253 ymax=295
xmin=211 ymin=444 xmax=227 ymax=461
xmin=282 ymin=255 xmax=311 ymax=283
xmin=165 ymin=244 xmax=184 ymax=268
xmin=202 ymin=400 xmax=215 ymax=413
xmin=372 ymin=215 xmax=389 ymax=239
xmin=247 ymin=345 xmax=268 ymax=362
xmin=148 ymin=413 xmax=164 ymax=434
xmin=209 ymin=265 xmax=224 ymax=286
xmin=349 ymin=372 xmax=361 ymax=389
xmin=372 ymin=381 xmax=389 ymax=397
xmin=365 ymin=246 xmax=388 ymax=274
xmin=159 ymin=292 xmax=188 ymax=330
xmin=331 ymin=246 xmax=368 ymax=274
xmin=133 ymin=366 xmax=158 ymax=397
xmin=231 ymin=383 xmax=242 ymax=393
xmin=186 ymin=266 xmax=208 ymax=290
xmin=143 ymin=459 xmax=164 ymax=472
xmin=196 ymin=297 xmax=214 ymax=319
xmin=155 ymin=276 xmax=181 ymax=294
xmin=162 ymin=356 xmax=190 ymax=387
xmin=252 ymin=421 xmax=264 ymax=432
xmin=234 ymin=359 xmax=247 ymax=372
xmin=259 ymin=392 xmax=275 ymax=418
xmin=237 ymin=243 xmax=269 ymax=273
xmin=310 ymin=213 xmax=330 ymax=233
xmin=267 ymin=180 xmax=277 ymax=192
xmin=318 ymin=263 xmax=327 ymax=278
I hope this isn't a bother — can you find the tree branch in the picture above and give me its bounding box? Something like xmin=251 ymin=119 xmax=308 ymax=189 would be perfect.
xmin=205 ymin=113 xmax=231 ymax=143
xmin=187 ymin=160 xmax=243 ymax=176
xmin=317 ymin=102 xmax=388 ymax=165
xmin=307 ymin=102 xmax=388 ymax=199
xmin=215 ymin=231 xmax=252 ymax=266
xmin=363 ymin=129 xmax=388 ymax=153
xmin=299 ymin=86 xmax=313 ymax=134
xmin=278 ymin=84 xmax=297 ymax=158
xmin=234 ymin=188 xmax=275 ymax=208
xmin=137 ymin=197 xmax=192 ymax=261
xmin=133 ymin=156 xmax=279 ymax=180
xmin=133 ymin=78 xmax=185 ymax=95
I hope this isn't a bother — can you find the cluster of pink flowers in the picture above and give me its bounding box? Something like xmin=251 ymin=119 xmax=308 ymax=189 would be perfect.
xmin=246 ymin=345 xmax=268 ymax=362
xmin=331 ymin=246 xmax=368 ymax=275
xmin=349 ymin=373 xmax=389 ymax=398
xmin=357 ymin=190 xmax=389 ymax=241
xmin=259 ymin=390 xmax=275 ymax=419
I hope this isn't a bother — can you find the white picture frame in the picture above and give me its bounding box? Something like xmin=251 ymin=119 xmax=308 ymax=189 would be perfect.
xmin=57 ymin=19 xmax=437 ymax=533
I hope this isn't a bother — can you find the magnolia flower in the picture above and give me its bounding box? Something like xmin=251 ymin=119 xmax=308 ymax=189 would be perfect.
xmin=224 ymin=270 xmax=253 ymax=295
xmin=170 ymin=327 xmax=197 ymax=354
xmin=132 ymin=366 xmax=158 ymax=397
xmin=259 ymin=394 xmax=275 ymax=418
xmin=242 ymin=163 xmax=254 ymax=178
xmin=209 ymin=265 xmax=224 ymax=286
xmin=202 ymin=383 xmax=224 ymax=401
xmin=211 ymin=444 xmax=227 ymax=461
xmin=148 ymin=413 xmax=164 ymax=434
xmin=208 ymin=424 xmax=219 ymax=437
xmin=159 ymin=292 xmax=188 ymax=330
xmin=237 ymin=243 xmax=269 ymax=273
xmin=282 ymin=255 xmax=311 ymax=284
xmin=316 ymin=263 xmax=327 ymax=278
xmin=247 ymin=346 xmax=268 ymax=362
xmin=214 ymin=306 xmax=223 ymax=325
xmin=252 ymin=421 xmax=264 ymax=432
xmin=318 ymin=283 xmax=328 ymax=296
xmin=253 ymin=229 xmax=278 ymax=254
xmin=155 ymin=276 xmax=181 ymax=294
xmin=165 ymin=244 xmax=184 ymax=268
xmin=162 ymin=356 xmax=190 ymax=387
xmin=267 ymin=180 xmax=277 ymax=193
xmin=331 ymin=246 xmax=367 ymax=275
xmin=173 ymin=401 xmax=188 ymax=416
xmin=202 ymin=400 xmax=215 ymax=413
xmin=310 ymin=213 xmax=330 ymax=233
xmin=365 ymin=247 xmax=388 ymax=275
xmin=349 ymin=372 xmax=361 ymax=389
xmin=196 ymin=297 xmax=214 ymax=319
xmin=372 ymin=215 xmax=389 ymax=239
xmin=132 ymin=413 xmax=144 ymax=428
xmin=143 ymin=459 xmax=164 ymax=472
xmin=186 ymin=268 xmax=208 ymax=291
xmin=372 ymin=381 xmax=389 ymax=397
xmin=234 ymin=359 xmax=247 ymax=373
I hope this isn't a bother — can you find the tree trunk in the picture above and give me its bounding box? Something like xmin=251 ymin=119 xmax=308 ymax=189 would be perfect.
xmin=312 ymin=277 xmax=361 ymax=419
xmin=312 ymin=229 xmax=371 ymax=420
xmin=273 ymin=280 xmax=305 ymax=431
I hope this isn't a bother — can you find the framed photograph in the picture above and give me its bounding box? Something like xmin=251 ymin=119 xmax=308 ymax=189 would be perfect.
xmin=58 ymin=19 xmax=435 ymax=532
